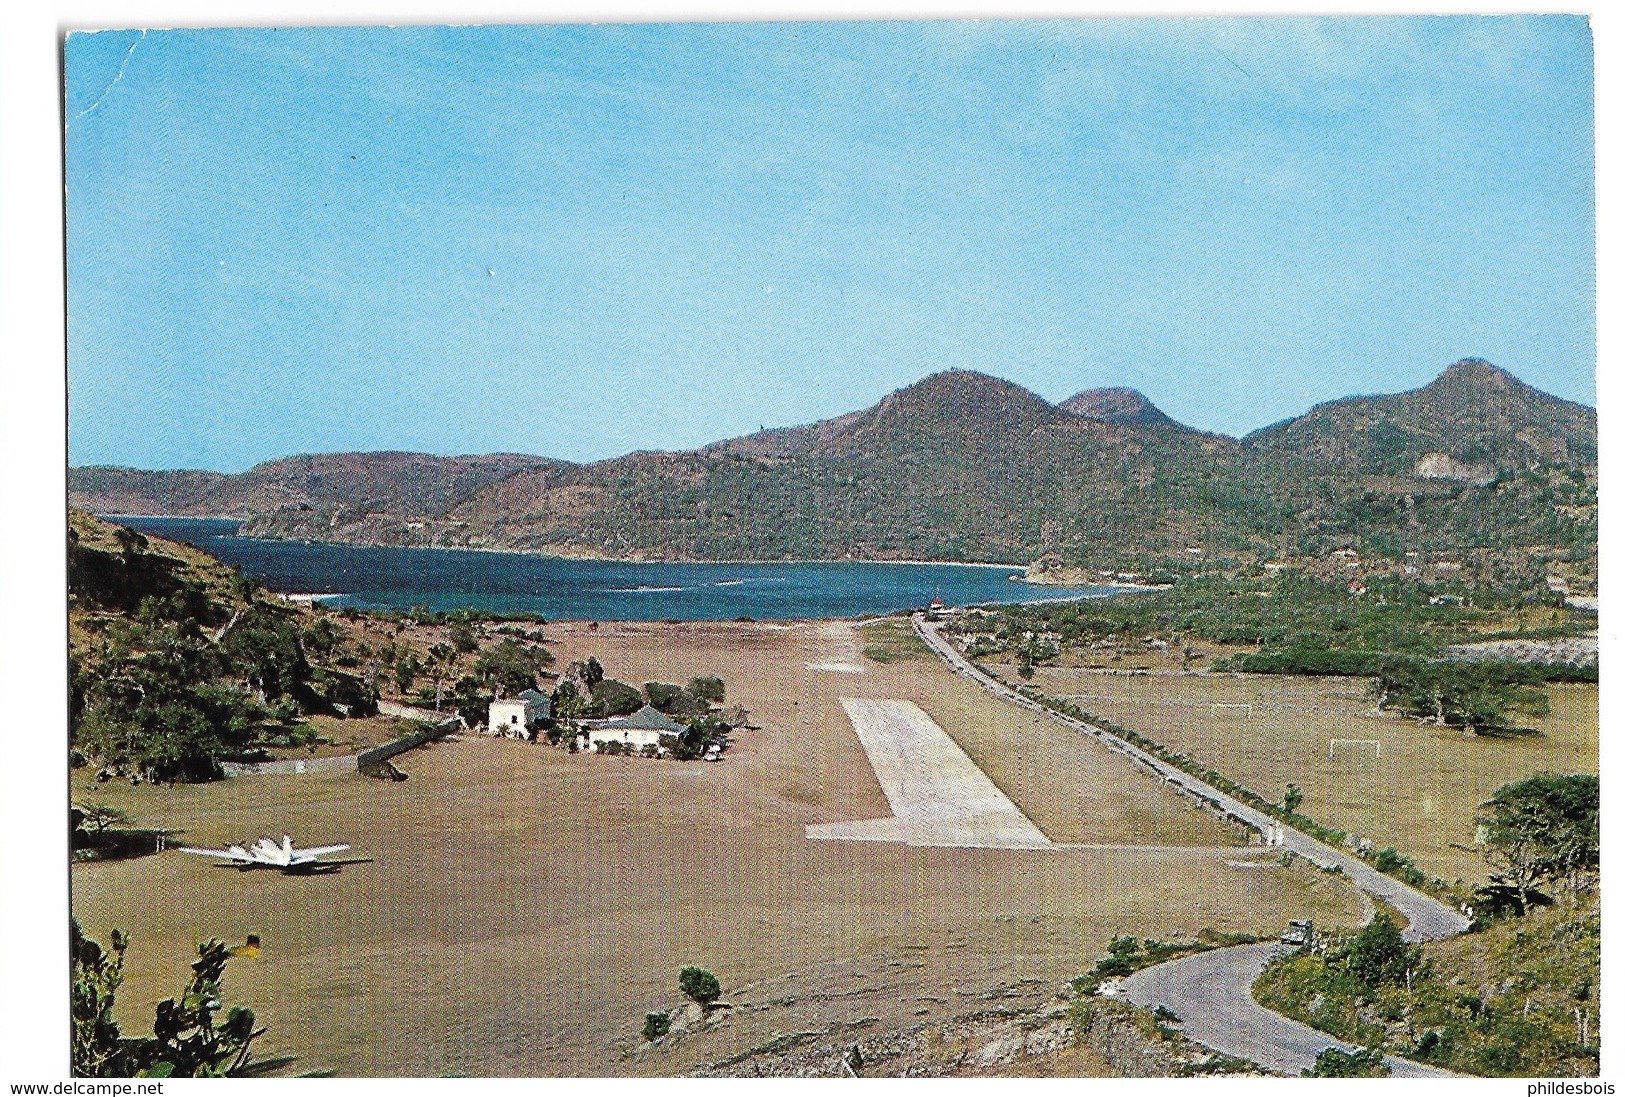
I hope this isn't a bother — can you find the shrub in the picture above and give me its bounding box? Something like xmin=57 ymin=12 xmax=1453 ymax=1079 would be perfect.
xmin=679 ymin=966 xmax=721 ymax=1008
xmin=687 ymin=676 xmax=725 ymax=704
xmin=1341 ymin=914 xmax=1421 ymax=988
xmin=645 ymin=682 xmax=706 ymax=715
xmin=592 ymin=679 xmax=643 ymax=717
xmin=641 ymin=1012 xmax=671 ymax=1042
xmin=1303 ymin=1046 xmax=1388 ymax=1077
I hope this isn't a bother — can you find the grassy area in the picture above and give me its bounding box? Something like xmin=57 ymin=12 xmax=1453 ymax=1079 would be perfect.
xmin=857 ymin=618 xmax=930 ymax=663
xmin=1006 ymin=662 xmax=1594 ymax=886
xmin=963 ymin=574 xmax=1591 ymax=657
xmin=1254 ymin=901 xmax=1600 ymax=1077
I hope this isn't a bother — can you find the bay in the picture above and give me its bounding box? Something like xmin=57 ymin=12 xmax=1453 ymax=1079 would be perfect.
xmin=107 ymin=516 xmax=1119 ymax=621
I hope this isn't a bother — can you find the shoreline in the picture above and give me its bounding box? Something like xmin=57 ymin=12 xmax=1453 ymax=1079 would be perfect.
xmin=93 ymin=512 xmax=1135 ymax=623
xmin=96 ymin=514 xmax=1033 ymax=570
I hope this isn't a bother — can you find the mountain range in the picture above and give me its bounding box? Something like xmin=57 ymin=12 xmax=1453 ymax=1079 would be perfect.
xmin=69 ymin=359 xmax=1596 ymax=577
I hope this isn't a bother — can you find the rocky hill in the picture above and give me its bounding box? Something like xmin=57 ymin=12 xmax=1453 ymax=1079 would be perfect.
xmin=68 ymin=361 xmax=1595 ymax=578
xmin=440 ymin=370 xmax=1241 ymax=563
xmin=1236 ymin=359 xmax=1597 ymax=575
xmin=68 ymin=509 xmax=380 ymax=781
xmin=1059 ymin=387 xmax=1184 ymax=430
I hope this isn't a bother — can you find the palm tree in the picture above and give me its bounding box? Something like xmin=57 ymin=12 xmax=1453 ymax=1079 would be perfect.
xmin=427 ymin=642 xmax=456 ymax=711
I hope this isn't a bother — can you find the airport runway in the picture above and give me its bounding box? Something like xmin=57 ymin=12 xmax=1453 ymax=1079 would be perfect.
xmin=806 ymin=697 xmax=1052 ymax=849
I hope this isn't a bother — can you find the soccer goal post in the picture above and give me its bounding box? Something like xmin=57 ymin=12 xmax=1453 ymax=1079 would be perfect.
xmin=1328 ymin=738 xmax=1381 ymax=761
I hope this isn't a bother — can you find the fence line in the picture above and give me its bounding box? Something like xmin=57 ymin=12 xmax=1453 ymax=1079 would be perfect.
xmin=222 ymin=713 xmax=462 ymax=777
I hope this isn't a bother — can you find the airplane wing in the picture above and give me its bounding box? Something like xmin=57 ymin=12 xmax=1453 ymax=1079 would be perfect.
xmin=295 ymin=844 xmax=350 ymax=859
xmin=283 ymin=857 xmax=371 ymax=874
xmin=176 ymin=846 xmax=256 ymax=863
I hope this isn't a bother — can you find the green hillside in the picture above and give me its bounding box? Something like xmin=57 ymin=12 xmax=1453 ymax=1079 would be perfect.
xmin=1238 ymin=360 xmax=1598 ymax=575
xmin=67 ymin=360 xmax=1596 ymax=583
xmin=68 ymin=510 xmax=378 ymax=782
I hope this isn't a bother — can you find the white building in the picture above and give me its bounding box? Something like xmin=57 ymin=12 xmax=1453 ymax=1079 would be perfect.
xmin=580 ymin=704 xmax=686 ymax=753
xmin=488 ymin=689 xmax=551 ymax=738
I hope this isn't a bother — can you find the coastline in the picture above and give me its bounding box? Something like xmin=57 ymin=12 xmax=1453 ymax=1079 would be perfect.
xmin=92 ymin=512 xmax=1134 ymax=623
xmin=95 ymin=514 xmax=1033 ymax=571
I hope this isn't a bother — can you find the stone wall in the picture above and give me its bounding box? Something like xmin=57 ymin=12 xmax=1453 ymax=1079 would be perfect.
xmin=357 ymin=717 xmax=460 ymax=768
xmin=221 ymin=754 xmax=358 ymax=777
xmin=222 ymin=715 xmax=460 ymax=777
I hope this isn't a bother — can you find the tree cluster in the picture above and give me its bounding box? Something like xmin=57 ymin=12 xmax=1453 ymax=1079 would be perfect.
xmin=1475 ymin=773 xmax=1599 ymax=914
xmin=72 ymin=553 xmax=377 ymax=782
xmin=1371 ymin=660 xmax=1549 ymax=735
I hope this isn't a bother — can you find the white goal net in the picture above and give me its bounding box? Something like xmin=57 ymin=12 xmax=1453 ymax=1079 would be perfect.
xmin=1328 ymin=738 xmax=1381 ymax=761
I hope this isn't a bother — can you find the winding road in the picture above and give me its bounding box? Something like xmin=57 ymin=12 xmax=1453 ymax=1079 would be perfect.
xmin=1116 ymin=944 xmax=1454 ymax=1077
xmin=912 ymin=614 xmax=1469 ymax=1076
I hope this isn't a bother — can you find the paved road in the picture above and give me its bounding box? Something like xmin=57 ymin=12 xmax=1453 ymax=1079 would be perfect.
xmin=1116 ymin=944 xmax=1453 ymax=1077
xmin=912 ymin=614 xmax=1469 ymax=1075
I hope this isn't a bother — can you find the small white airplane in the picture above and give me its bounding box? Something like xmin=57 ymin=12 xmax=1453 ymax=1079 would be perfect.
xmin=177 ymin=835 xmax=371 ymax=875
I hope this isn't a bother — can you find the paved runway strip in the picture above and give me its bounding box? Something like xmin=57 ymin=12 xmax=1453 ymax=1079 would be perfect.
xmin=807 ymin=698 xmax=1052 ymax=849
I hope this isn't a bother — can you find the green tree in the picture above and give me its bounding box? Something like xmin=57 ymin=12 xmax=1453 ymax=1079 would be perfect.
xmin=644 ymin=681 xmax=684 ymax=712
xmin=221 ymin=610 xmax=310 ymax=703
xmin=72 ymin=923 xmax=284 ymax=1078
xmin=550 ymin=680 xmax=585 ymax=743
xmin=1341 ymin=914 xmax=1420 ymax=988
xmin=679 ymin=966 xmax=721 ymax=1010
xmin=72 ymin=922 xmax=131 ymax=1076
xmin=74 ymin=802 xmax=133 ymax=844
xmin=1371 ymin=660 xmax=1548 ymax=735
xmin=426 ymin=642 xmax=456 ymax=710
xmin=141 ymin=940 xmax=267 ymax=1076
xmin=474 ymin=640 xmax=551 ymax=697
xmin=448 ymin=675 xmax=492 ymax=728
xmin=394 ymin=653 xmax=423 ymax=694
xmin=580 ymin=656 xmax=604 ymax=691
xmin=73 ymin=629 xmax=260 ymax=782
xmin=447 ymin=614 xmax=480 ymax=655
xmin=592 ymin=678 xmax=643 ymax=718
xmin=112 ymin=525 xmax=148 ymax=563
xmin=302 ymin=617 xmax=340 ymax=659
xmin=1477 ymin=773 xmax=1600 ymax=910
xmin=1283 ymin=784 xmax=1303 ymax=814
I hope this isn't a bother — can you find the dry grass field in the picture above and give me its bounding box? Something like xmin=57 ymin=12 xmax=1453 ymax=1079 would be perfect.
xmin=73 ymin=620 xmax=1362 ymax=1076
xmin=1010 ymin=661 xmax=1598 ymax=885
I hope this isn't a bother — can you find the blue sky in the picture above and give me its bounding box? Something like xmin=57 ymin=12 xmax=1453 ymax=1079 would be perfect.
xmin=65 ymin=17 xmax=1595 ymax=472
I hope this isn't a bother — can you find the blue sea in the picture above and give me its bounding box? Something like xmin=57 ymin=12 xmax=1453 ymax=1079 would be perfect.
xmin=106 ymin=516 xmax=1119 ymax=621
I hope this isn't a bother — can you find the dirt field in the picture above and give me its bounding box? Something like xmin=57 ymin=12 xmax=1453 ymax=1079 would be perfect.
xmin=73 ymin=620 xmax=1362 ymax=1077
xmin=1011 ymin=661 xmax=1599 ymax=885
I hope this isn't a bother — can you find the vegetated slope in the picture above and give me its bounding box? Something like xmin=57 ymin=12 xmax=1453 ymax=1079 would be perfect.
xmin=1239 ymin=360 xmax=1597 ymax=576
xmin=68 ymin=508 xmax=378 ymax=781
xmin=450 ymin=370 xmax=1246 ymax=562
xmin=68 ymin=467 xmax=233 ymax=516
xmin=1255 ymin=900 xmax=1599 ymax=1077
xmin=69 ymin=452 xmax=565 ymax=545
xmin=68 ymin=361 xmax=1596 ymax=577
